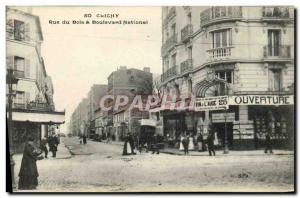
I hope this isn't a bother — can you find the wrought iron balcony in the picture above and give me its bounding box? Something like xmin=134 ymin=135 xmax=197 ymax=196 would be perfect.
xmin=161 ymin=33 xmax=178 ymax=55
xmin=263 ymin=45 xmax=291 ymax=59
xmin=180 ymin=59 xmax=193 ymax=74
xmin=12 ymin=101 xmax=55 ymax=112
xmin=13 ymin=70 xmax=25 ymax=78
xmin=262 ymin=6 xmax=292 ymax=21
xmin=181 ymin=24 xmax=193 ymax=42
xmin=207 ymin=46 xmax=233 ymax=59
xmin=161 ymin=65 xmax=178 ymax=82
xmin=200 ymin=6 xmax=243 ymax=28
xmin=163 ymin=6 xmax=176 ymax=26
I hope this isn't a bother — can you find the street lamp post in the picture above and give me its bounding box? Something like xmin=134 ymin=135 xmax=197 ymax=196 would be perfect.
xmin=7 ymin=68 xmax=18 ymax=191
xmin=223 ymin=109 xmax=229 ymax=154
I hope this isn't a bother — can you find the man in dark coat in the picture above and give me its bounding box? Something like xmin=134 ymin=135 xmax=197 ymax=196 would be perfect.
xmin=128 ymin=132 xmax=136 ymax=155
xmin=207 ymin=132 xmax=216 ymax=156
xmin=48 ymin=134 xmax=59 ymax=157
xmin=18 ymin=136 xmax=43 ymax=190
xmin=182 ymin=134 xmax=190 ymax=155
xmin=83 ymin=134 xmax=87 ymax=144
xmin=264 ymin=133 xmax=273 ymax=154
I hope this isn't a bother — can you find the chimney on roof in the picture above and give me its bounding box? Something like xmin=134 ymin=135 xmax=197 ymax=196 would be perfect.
xmin=119 ymin=66 xmax=127 ymax=70
xmin=143 ymin=67 xmax=150 ymax=73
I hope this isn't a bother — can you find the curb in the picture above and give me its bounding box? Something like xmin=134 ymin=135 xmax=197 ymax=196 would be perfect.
xmin=160 ymin=151 xmax=294 ymax=156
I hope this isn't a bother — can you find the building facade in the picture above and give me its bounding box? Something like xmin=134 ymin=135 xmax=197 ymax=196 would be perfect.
xmin=107 ymin=66 xmax=153 ymax=141
xmin=70 ymin=98 xmax=88 ymax=136
xmin=159 ymin=6 xmax=294 ymax=149
xmin=6 ymin=7 xmax=65 ymax=152
xmin=87 ymin=84 xmax=108 ymax=138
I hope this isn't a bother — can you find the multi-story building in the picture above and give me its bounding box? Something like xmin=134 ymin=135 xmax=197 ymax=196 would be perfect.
xmin=70 ymin=98 xmax=89 ymax=136
xmin=87 ymin=84 xmax=108 ymax=138
xmin=107 ymin=66 xmax=153 ymax=141
xmin=6 ymin=7 xmax=65 ymax=152
xmin=159 ymin=6 xmax=294 ymax=149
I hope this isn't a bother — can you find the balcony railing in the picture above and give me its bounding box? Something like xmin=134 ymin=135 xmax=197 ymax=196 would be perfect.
xmin=161 ymin=65 xmax=178 ymax=82
xmin=207 ymin=46 xmax=233 ymax=59
xmin=263 ymin=45 xmax=291 ymax=59
xmin=262 ymin=6 xmax=291 ymax=19
xmin=181 ymin=24 xmax=193 ymax=42
xmin=13 ymin=70 xmax=25 ymax=78
xmin=180 ymin=59 xmax=193 ymax=73
xmin=12 ymin=101 xmax=55 ymax=112
xmin=163 ymin=7 xmax=176 ymax=26
xmin=161 ymin=33 xmax=178 ymax=55
xmin=13 ymin=103 xmax=26 ymax=109
xmin=200 ymin=6 xmax=243 ymax=27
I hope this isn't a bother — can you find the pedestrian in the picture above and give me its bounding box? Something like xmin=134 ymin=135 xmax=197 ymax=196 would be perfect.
xmin=151 ymin=134 xmax=160 ymax=154
xmin=188 ymin=134 xmax=195 ymax=151
xmin=83 ymin=134 xmax=87 ymax=144
xmin=182 ymin=134 xmax=190 ymax=155
xmin=179 ymin=134 xmax=184 ymax=151
xmin=197 ymin=133 xmax=203 ymax=152
xmin=264 ymin=133 xmax=273 ymax=154
xmin=40 ymin=137 xmax=48 ymax=158
xmin=48 ymin=134 xmax=59 ymax=158
xmin=207 ymin=132 xmax=216 ymax=156
xmin=18 ymin=135 xmax=43 ymax=190
xmin=128 ymin=132 xmax=136 ymax=155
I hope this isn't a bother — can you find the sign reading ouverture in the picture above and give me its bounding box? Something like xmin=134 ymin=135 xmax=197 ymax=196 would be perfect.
xmin=228 ymin=95 xmax=294 ymax=106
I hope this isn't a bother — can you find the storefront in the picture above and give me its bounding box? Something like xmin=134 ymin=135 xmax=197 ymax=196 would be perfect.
xmin=10 ymin=109 xmax=65 ymax=153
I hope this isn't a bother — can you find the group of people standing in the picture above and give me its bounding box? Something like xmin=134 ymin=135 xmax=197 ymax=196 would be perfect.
xmin=179 ymin=131 xmax=217 ymax=156
xmin=122 ymin=132 xmax=161 ymax=155
xmin=18 ymin=133 xmax=60 ymax=190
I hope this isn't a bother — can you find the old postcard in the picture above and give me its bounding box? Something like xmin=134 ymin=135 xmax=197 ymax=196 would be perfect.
xmin=6 ymin=6 xmax=295 ymax=193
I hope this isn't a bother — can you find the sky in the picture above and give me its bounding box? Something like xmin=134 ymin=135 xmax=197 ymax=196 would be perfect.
xmin=30 ymin=6 xmax=162 ymax=132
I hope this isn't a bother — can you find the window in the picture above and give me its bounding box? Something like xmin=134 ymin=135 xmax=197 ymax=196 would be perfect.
xmin=268 ymin=30 xmax=281 ymax=56
xmin=215 ymin=70 xmax=233 ymax=96
xmin=171 ymin=53 xmax=176 ymax=67
xmin=215 ymin=70 xmax=233 ymax=83
xmin=188 ymin=79 xmax=193 ymax=93
xmin=211 ymin=29 xmax=232 ymax=49
xmin=187 ymin=13 xmax=192 ymax=24
xmin=14 ymin=56 xmax=25 ymax=78
xmin=269 ymin=69 xmax=281 ymax=91
xmin=14 ymin=20 xmax=25 ymax=41
xmin=171 ymin=23 xmax=176 ymax=36
xmin=164 ymin=57 xmax=169 ymax=71
xmin=188 ymin=46 xmax=193 ymax=59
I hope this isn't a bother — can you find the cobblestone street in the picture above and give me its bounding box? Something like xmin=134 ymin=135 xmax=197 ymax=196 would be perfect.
xmin=14 ymin=137 xmax=294 ymax=192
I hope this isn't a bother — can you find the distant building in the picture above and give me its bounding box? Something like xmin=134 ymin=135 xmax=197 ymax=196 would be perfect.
xmin=6 ymin=7 xmax=65 ymax=152
xmin=107 ymin=66 xmax=153 ymax=141
xmin=87 ymin=84 xmax=108 ymax=138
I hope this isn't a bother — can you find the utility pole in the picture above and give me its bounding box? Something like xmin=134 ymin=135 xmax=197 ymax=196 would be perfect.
xmin=7 ymin=68 xmax=18 ymax=191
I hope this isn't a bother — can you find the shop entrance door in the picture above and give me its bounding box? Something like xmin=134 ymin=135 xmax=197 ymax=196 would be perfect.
xmin=213 ymin=122 xmax=233 ymax=148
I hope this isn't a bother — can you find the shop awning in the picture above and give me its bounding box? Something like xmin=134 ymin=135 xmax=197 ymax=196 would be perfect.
xmin=10 ymin=110 xmax=65 ymax=124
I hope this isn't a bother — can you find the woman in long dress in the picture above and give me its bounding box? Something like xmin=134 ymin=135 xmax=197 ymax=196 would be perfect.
xmin=188 ymin=135 xmax=195 ymax=151
xmin=179 ymin=135 xmax=184 ymax=151
xmin=18 ymin=136 xmax=43 ymax=190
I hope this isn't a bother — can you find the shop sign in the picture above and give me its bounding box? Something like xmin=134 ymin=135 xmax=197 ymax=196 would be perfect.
xmin=212 ymin=112 xmax=235 ymax=123
xmin=195 ymin=96 xmax=229 ymax=111
xmin=228 ymin=95 xmax=294 ymax=106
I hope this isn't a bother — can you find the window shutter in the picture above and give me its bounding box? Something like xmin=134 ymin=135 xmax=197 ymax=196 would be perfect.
xmin=25 ymin=23 xmax=30 ymax=42
xmin=6 ymin=19 xmax=14 ymax=39
xmin=6 ymin=56 xmax=14 ymax=69
xmin=25 ymin=59 xmax=30 ymax=78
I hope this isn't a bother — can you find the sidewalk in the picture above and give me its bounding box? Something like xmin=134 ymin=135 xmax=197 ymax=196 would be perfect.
xmin=55 ymin=138 xmax=72 ymax=159
xmin=105 ymin=140 xmax=294 ymax=156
